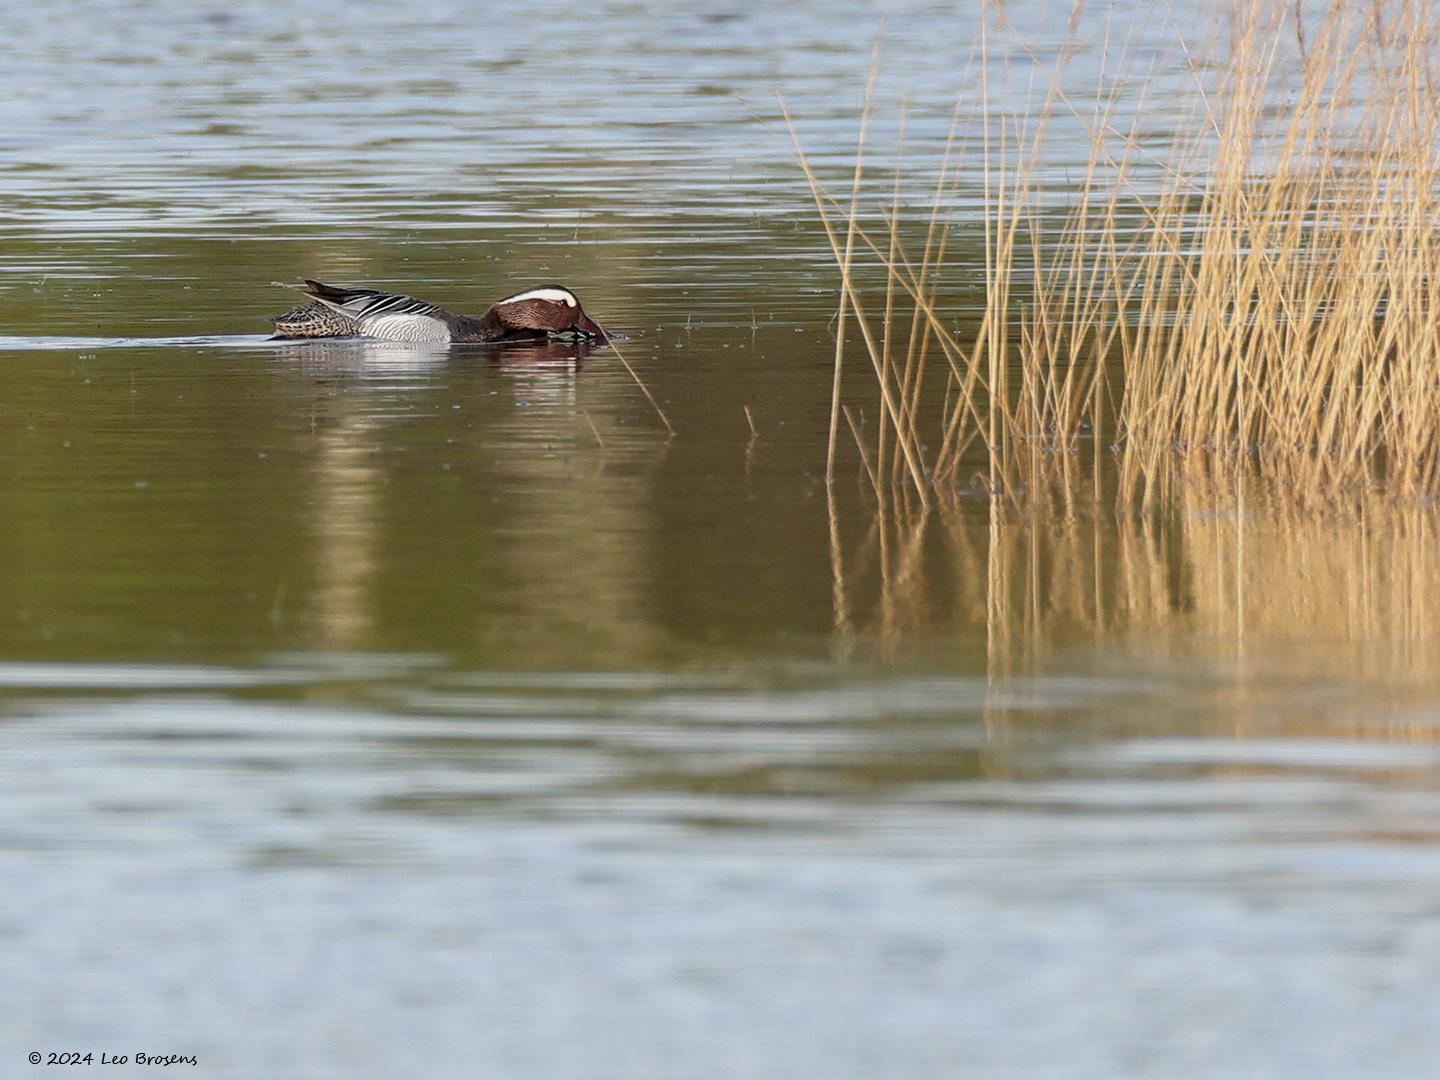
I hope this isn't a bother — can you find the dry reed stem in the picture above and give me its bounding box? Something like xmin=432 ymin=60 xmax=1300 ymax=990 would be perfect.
xmin=827 ymin=39 xmax=884 ymax=486
xmin=580 ymin=409 xmax=605 ymax=449
xmin=843 ymin=405 xmax=880 ymax=494
xmin=780 ymin=101 xmax=933 ymax=505
xmin=605 ymin=337 xmax=674 ymax=436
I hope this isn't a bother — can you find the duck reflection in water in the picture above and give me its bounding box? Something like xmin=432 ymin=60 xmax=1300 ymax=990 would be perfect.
xmin=272 ymin=335 xmax=599 ymax=379
xmin=276 ymin=332 xmax=609 ymax=651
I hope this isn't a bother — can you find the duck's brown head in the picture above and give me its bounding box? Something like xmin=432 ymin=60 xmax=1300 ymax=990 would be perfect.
xmin=485 ymin=286 xmax=608 ymax=341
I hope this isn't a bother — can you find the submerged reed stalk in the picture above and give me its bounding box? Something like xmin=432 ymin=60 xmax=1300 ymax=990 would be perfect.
xmin=791 ymin=0 xmax=1440 ymax=506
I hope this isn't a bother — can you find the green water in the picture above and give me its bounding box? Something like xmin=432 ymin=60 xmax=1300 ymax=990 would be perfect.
xmin=4 ymin=3 xmax=1440 ymax=1078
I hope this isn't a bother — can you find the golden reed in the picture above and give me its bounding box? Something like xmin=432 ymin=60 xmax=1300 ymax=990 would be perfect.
xmin=787 ymin=0 xmax=1440 ymax=507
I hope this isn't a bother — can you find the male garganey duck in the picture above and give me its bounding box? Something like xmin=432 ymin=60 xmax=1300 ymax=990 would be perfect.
xmin=269 ymin=280 xmax=608 ymax=344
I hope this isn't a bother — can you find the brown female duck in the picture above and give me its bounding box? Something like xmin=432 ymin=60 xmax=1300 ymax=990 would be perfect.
xmin=269 ymin=280 xmax=608 ymax=343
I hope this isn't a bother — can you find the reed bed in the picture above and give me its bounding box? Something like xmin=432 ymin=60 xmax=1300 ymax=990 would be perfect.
xmin=790 ymin=0 xmax=1440 ymax=506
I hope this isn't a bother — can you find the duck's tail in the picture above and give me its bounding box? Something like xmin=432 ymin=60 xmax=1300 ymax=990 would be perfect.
xmin=268 ymin=282 xmax=359 ymax=338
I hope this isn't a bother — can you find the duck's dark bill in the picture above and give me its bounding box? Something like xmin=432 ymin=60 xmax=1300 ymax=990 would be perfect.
xmin=574 ymin=313 xmax=608 ymax=341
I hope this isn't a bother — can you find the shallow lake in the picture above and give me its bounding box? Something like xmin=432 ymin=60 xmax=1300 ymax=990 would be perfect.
xmin=3 ymin=3 xmax=1439 ymax=1078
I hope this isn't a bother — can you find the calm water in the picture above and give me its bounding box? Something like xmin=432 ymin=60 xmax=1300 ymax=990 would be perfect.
xmin=4 ymin=3 xmax=1440 ymax=1078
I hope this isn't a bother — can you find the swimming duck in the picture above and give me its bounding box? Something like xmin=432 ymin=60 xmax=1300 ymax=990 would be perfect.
xmin=269 ymin=280 xmax=608 ymax=343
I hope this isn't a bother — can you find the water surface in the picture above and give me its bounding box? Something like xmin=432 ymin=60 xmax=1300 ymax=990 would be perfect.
xmin=3 ymin=3 xmax=1439 ymax=1078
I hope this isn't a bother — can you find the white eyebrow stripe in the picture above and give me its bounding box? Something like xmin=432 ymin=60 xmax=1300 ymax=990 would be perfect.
xmin=499 ymin=287 xmax=578 ymax=307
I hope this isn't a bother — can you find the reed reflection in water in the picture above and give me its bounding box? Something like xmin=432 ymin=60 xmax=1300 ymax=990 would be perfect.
xmin=830 ymin=482 xmax=1440 ymax=693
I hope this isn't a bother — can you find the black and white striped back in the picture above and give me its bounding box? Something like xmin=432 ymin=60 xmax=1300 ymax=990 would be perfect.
xmin=317 ymin=286 xmax=444 ymax=322
xmin=302 ymin=281 xmax=454 ymax=343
